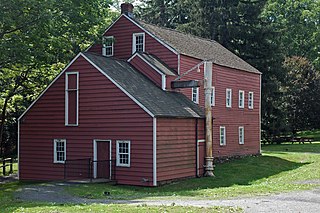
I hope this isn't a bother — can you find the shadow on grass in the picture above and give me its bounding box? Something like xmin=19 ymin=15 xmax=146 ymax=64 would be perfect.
xmin=262 ymin=142 xmax=320 ymax=153
xmin=64 ymin=155 xmax=309 ymax=199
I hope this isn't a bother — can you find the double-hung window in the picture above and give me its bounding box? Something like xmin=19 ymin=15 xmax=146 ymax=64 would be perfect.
xmin=102 ymin=36 xmax=114 ymax=57
xmin=220 ymin=126 xmax=226 ymax=146
xmin=226 ymin=88 xmax=232 ymax=108
xmin=192 ymin=87 xmax=199 ymax=104
xmin=132 ymin=33 xmax=145 ymax=53
xmin=65 ymin=72 xmax=79 ymax=126
xmin=239 ymin=90 xmax=244 ymax=108
xmin=248 ymin=92 xmax=254 ymax=109
xmin=210 ymin=87 xmax=215 ymax=106
xmin=54 ymin=139 xmax=66 ymax=163
xmin=239 ymin=126 xmax=244 ymax=144
xmin=116 ymin=140 xmax=131 ymax=167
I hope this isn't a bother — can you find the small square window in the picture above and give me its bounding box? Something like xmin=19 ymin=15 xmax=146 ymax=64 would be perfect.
xmin=102 ymin=36 xmax=114 ymax=57
xmin=220 ymin=126 xmax=226 ymax=146
xmin=248 ymin=92 xmax=254 ymax=109
xmin=239 ymin=126 xmax=244 ymax=144
xmin=54 ymin=139 xmax=66 ymax=163
xmin=226 ymin=89 xmax=232 ymax=108
xmin=116 ymin=140 xmax=130 ymax=167
xmin=239 ymin=90 xmax=244 ymax=108
xmin=192 ymin=87 xmax=199 ymax=104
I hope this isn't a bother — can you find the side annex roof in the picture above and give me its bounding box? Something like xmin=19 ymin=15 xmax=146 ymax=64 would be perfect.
xmin=83 ymin=52 xmax=204 ymax=118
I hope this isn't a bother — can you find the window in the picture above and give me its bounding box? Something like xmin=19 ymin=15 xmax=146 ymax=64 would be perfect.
xmin=132 ymin=33 xmax=145 ymax=53
xmin=210 ymin=87 xmax=215 ymax=106
xmin=116 ymin=140 xmax=130 ymax=167
xmin=102 ymin=36 xmax=114 ymax=57
xmin=226 ymin=88 xmax=232 ymax=108
xmin=220 ymin=126 xmax=226 ymax=146
xmin=239 ymin=126 xmax=244 ymax=144
xmin=248 ymin=92 xmax=254 ymax=109
xmin=239 ymin=90 xmax=244 ymax=108
xmin=54 ymin=139 xmax=66 ymax=163
xmin=65 ymin=72 xmax=79 ymax=126
xmin=192 ymin=87 xmax=199 ymax=104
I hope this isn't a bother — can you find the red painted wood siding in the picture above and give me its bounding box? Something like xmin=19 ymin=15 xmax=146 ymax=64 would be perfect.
xmin=19 ymin=56 xmax=154 ymax=186
xmin=157 ymin=118 xmax=198 ymax=182
xmin=178 ymin=54 xmax=260 ymax=158
xmin=88 ymin=16 xmax=178 ymax=72
xmin=129 ymin=55 xmax=162 ymax=88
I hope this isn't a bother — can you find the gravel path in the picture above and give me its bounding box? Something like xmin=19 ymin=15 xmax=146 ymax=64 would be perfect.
xmin=14 ymin=183 xmax=320 ymax=213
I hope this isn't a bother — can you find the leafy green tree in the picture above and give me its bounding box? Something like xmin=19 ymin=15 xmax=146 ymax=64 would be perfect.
xmin=282 ymin=56 xmax=320 ymax=134
xmin=0 ymin=0 xmax=116 ymax=158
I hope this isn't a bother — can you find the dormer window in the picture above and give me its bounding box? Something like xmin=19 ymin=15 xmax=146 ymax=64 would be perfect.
xmin=102 ymin=36 xmax=114 ymax=57
xmin=132 ymin=33 xmax=145 ymax=53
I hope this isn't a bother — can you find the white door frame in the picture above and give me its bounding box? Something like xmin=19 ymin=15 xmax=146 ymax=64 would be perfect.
xmin=93 ymin=139 xmax=112 ymax=179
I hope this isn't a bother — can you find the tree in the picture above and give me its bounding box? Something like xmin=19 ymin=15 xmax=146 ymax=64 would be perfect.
xmin=282 ymin=56 xmax=320 ymax=134
xmin=0 ymin=0 xmax=116 ymax=158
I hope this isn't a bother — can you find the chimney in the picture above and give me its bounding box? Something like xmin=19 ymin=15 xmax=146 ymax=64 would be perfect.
xmin=121 ymin=3 xmax=134 ymax=18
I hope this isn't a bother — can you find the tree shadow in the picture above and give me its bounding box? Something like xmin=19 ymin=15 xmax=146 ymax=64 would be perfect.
xmin=262 ymin=142 xmax=320 ymax=153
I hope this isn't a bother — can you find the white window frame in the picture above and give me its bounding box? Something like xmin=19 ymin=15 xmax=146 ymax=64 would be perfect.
xmin=192 ymin=87 xmax=199 ymax=104
xmin=226 ymin=88 xmax=232 ymax=108
xmin=220 ymin=126 xmax=226 ymax=146
xmin=53 ymin=139 xmax=66 ymax=163
xmin=239 ymin=126 xmax=244 ymax=145
xmin=116 ymin=140 xmax=131 ymax=167
xmin=132 ymin=32 xmax=145 ymax=54
xmin=102 ymin=36 xmax=114 ymax=57
xmin=210 ymin=87 xmax=215 ymax=106
xmin=65 ymin=72 xmax=79 ymax=126
xmin=248 ymin=92 xmax=254 ymax=109
xmin=239 ymin=90 xmax=244 ymax=108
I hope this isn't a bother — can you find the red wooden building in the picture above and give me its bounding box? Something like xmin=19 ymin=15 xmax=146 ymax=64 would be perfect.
xmin=18 ymin=4 xmax=261 ymax=186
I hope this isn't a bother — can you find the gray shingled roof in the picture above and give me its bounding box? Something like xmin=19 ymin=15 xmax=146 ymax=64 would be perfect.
xmin=137 ymin=20 xmax=260 ymax=74
xmin=83 ymin=52 xmax=204 ymax=118
xmin=139 ymin=53 xmax=176 ymax=76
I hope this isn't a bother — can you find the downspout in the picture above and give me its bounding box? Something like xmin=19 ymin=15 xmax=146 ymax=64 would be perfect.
xmin=195 ymin=118 xmax=199 ymax=177
xmin=204 ymin=61 xmax=214 ymax=177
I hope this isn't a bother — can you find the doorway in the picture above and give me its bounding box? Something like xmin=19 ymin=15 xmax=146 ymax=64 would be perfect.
xmin=93 ymin=140 xmax=111 ymax=179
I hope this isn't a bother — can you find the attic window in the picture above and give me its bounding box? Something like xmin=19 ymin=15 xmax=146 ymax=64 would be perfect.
xmin=102 ymin=36 xmax=114 ymax=57
xmin=65 ymin=72 xmax=79 ymax=126
xmin=132 ymin=33 xmax=145 ymax=53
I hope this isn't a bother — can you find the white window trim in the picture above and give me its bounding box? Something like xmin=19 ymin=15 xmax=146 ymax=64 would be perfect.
xmin=239 ymin=90 xmax=244 ymax=108
xmin=132 ymin=32 xmax=145 ymax=54
xmin=65 ymin=72 xmax=79 ymax=126
xmin=53 ymin=139 xmax=66 ymax=163
xmin=192 ymin=87 xmax=199 ymax=104
xmin=239 ymin=126 xmax=244 ymax=145
xmin=102 ymin=36 xmax=114 ymax=57
xmin=211 ymin=87 xmax=215 ymax=106
xmin=248 ymin=91 xmax=254 ymax=109
xmin=226 ymin=88 xmax=232 ymax=108
xmin=116 ymin=140 xmax=131 ymax=167
xmin=220 ymin=126 xmax=226 ymax=146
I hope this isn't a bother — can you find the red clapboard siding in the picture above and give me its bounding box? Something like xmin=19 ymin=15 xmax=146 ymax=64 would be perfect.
xmin=129 ymin=55 xmax=162 ymax=88
xmin=88 ymin=15 xmax=178 ymax=72
xmin=19 ymin=55 xmax=154 ymax=186
xmin=177 ymin=54 xmax=260 ymax=158
xmin=156 ymin=118 xmax=198 ymax=182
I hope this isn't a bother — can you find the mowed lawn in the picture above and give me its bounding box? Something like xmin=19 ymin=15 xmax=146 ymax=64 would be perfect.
xmin=65 ymin=143 xmax=320 ymax=200
xmin=1 ymin=140 xmax=320 ymax=212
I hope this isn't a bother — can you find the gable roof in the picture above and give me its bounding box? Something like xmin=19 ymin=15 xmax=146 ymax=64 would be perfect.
xmin=83 ymin=52 xmax=204 ymax=118
xmin=129 ymin=18 xmax=260 ymax=74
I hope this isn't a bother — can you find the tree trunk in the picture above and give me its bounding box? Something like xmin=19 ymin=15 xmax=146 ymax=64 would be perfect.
xmin=0 ymin=96 xmax=10 ymax=158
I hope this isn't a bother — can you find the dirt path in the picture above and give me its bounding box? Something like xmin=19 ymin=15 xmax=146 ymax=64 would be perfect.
xmin=14 ymin=183 xmax=320 ymax=213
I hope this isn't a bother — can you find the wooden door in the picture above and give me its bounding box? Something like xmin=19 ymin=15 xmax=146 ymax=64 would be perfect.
xmin=96 ymin=141 xmax=110 ymax=179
